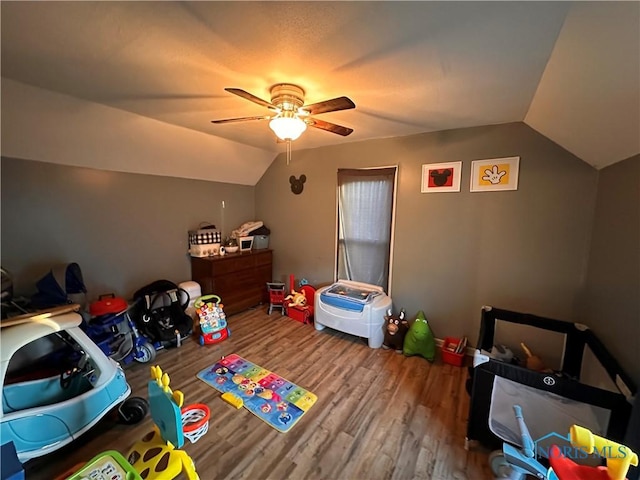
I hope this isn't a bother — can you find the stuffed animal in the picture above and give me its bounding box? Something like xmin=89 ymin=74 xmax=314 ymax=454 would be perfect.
xmin=285 ymin=290 xmax=307 ymax=308
xmin=382 ymin=308 xmax=409 ymax=352
xmin=403 ymin=310 xmax=436 ymax=362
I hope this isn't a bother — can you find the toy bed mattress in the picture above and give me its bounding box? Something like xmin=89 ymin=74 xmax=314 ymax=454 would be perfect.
xmin=466 ymin=306 xmax=636 ymax=451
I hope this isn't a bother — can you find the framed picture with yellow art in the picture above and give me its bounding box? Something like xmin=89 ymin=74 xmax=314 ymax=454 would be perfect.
xmin=470 ymin=156 xmax=520 ymax=192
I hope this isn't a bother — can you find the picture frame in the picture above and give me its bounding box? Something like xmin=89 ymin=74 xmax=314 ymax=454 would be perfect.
xmin=470 ymin=156 xmax=520 ymax=192
xmin=239 ymin=236 xmax=254 ymax=252
xmin=421 ymin=161 xmax=462 ymax=193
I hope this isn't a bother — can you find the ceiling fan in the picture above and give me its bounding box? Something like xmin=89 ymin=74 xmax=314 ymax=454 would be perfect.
xmin=211 ymin=84 xmax=355 ymax=142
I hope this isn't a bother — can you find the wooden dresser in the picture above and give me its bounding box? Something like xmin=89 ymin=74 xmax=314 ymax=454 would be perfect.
xmin=190 ymin=249 xmax=272 ymax=316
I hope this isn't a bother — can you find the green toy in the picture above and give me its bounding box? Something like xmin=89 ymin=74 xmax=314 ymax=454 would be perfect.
xmin=403 ymin=310 xmax=436 ymax=361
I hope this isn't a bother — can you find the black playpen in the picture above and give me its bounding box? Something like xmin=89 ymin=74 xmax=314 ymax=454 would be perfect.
xmin=466 ymin=306 xmax=636 ymax=452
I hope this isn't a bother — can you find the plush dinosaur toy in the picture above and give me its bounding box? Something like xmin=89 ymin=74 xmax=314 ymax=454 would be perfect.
xmin=403 ymin=310 xmax=436 ymax=362
xmin=382 ymin=308 xmax=409 ymax=352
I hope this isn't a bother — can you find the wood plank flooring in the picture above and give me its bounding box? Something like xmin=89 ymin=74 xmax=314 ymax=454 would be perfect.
xmin=25 ymin=307 xmax=494 ymax=480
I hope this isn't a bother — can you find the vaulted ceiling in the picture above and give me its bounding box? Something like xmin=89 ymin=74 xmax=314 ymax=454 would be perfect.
xmin=1 ymin=2 xmax=638 ymax=185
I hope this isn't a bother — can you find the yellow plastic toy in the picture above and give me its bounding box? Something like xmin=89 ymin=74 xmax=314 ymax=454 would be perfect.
xmin=548 ymin=424 xmax=638 ymax=480
xmin=126 ymin=366 xmax=201 ymax=480
xmin=570 ymin=425 xmax=638 ymax=480
xmin=221 ymin=391 xmax=243 ymax=409
xmin=65 ymin=365 xmax=208 ymax=480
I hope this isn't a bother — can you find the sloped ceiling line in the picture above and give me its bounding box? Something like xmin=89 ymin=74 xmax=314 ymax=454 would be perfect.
xmin=1 ymin=1 xmax=638 ymax=185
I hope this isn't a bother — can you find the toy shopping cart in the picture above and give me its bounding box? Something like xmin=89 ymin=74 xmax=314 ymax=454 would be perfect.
xmin=266 ymin=282 xmax=286 ymax=315
xmin=194 ymin=295 xmax=229 ymax=345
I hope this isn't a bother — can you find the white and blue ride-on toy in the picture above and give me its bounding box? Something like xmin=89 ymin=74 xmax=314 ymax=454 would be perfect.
xmin=1 ymin=306 xmax=148 ymax=462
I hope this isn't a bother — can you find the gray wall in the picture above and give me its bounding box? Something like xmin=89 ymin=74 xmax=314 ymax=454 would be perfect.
xmin=579 ymin=154 xmax=640 ymax=383
xmin=256 ymin=122 xmax=599 ymax=342
xmin=1 ymin=157 xmax=255 ymax=299
xmin=5 ymin=124 xmax=631 ymax=367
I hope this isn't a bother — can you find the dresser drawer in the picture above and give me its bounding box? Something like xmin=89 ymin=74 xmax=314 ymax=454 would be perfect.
xmin=212 ymin=254 xmax=257 ymax=275
xmin=254 ymin=250 xmax=272 ymax=267
xmin=191 ymin=250 xmax=272 ymax=315
xmin=213 ymin=269 xmax=256 ymax=292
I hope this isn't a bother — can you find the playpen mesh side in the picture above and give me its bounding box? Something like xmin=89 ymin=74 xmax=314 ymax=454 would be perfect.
xmin=466 ymin=306 xmax=636 ymax=449
xmin=488 ymin=376 xmax=611 ymax=450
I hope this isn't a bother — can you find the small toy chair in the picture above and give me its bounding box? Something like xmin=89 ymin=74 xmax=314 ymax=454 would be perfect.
xmin=284 ymin=285 xmax=316 ymax=324
xmin=266 ymin=282 xmax=286 ymax=315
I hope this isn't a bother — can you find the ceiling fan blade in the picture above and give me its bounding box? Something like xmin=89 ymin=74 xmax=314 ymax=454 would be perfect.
xmin=225 ymin=88 xmax=275 ymax=109
xmin=211 ymin=115 xmax=272 ymax=124
xmin=307 ymin=118 xmax=354 ymax=136
xmin=302 ymin=96 xmax=355 ymax=116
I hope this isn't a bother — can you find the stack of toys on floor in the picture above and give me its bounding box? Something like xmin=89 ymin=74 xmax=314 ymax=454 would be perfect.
xmin=381 ymin=309 xmax=436 ymax=361
xmin=270 ymin=275 xmax=437 ymax=362
xmin=489 ymin=404 xmax=638 ymax=480
xmin=58 ymin=365 xmax=207 ymax=480
xmin=5 ymin=264 xmax=636 ymax=480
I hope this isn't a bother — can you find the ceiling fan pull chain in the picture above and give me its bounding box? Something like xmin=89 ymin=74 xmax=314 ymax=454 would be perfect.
xmin=286 ymin=140 xmax=292 ymax=165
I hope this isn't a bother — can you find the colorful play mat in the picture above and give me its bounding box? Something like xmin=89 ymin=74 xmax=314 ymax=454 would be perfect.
xmin=197 ymin=354 xmax=317 ymax=433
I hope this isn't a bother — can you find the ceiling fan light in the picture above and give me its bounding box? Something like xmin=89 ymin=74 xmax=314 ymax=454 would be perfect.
xmin=269 ymin=115 xmax=307 ymax=141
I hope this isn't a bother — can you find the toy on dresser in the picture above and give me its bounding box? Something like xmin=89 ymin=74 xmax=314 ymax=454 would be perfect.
xmin=382 ymin=308 xmax=409 ymax=352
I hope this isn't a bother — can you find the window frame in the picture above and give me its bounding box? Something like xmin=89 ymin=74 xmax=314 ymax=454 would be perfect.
xmin=334 ymin=165 xmax=398 ymax=295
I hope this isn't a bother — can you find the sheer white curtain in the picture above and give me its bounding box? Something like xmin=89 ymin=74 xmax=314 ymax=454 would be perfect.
xmin=337 ymin=167 xmax=396 ymax=292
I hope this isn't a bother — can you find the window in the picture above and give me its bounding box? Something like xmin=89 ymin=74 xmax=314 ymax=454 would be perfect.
xmin=336 ymin=167 xmax=397 ymax=292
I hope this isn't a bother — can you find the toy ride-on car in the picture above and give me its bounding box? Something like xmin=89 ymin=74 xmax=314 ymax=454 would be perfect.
xmin=1 ymin=305 xmax=148 ymax=462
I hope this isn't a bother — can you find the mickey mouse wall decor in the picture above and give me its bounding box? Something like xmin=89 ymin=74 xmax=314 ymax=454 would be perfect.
xmin=470 ymin=156 xmax=519 ymax=192
xmin=289 ymin=174 xmax=306 ymax=195
xmin=421 ymin=161 xmax=462 ymax=193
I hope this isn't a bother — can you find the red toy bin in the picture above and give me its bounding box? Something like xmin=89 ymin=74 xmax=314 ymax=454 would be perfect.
xmin=441 ymin=337 xmax=465 ymax=367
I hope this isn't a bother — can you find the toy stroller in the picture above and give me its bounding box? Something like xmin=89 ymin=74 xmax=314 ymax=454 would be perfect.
xmin=194 ymin=295 xmax=230 ymax=345
xmin=84 ymin=294 xmax=156 ymax=365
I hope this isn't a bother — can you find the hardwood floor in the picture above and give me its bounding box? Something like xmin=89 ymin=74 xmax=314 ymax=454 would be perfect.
xmin=25 ymin=307 xmax=494 ymax=480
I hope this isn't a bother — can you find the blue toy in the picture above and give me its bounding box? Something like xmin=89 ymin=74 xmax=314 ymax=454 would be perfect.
xmin=489 ymin=405 xmax=554 ymax=479
xmin=83 ymin=309 xmax=156 ymax=365
xmin=1 ymin=441 xmax=24 ymax=480
xmin=0 ymin=306 xmax=148 ymax=462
